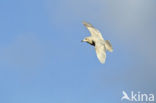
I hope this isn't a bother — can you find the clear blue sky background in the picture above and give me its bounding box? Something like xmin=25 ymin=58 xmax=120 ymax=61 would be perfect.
xmin=0 ymin=0 xmax=156 ymax=103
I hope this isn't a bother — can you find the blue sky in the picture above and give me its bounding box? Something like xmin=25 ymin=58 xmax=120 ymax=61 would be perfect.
xmin=0 ymin=0 xmax=156 ymax=103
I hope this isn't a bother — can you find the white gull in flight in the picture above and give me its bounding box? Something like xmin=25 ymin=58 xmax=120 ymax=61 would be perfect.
xmin=82 ymin=22 xmax=113 ymax=64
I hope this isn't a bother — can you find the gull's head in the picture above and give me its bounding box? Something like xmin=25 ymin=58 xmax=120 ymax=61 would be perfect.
xmin=81 ymin=37 xmax=90 ymax=42
xmin=81 ymin=37 xmax=94 ymax=46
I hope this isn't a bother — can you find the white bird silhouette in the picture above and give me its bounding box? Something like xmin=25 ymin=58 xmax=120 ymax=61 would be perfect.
xmin=121 ymin=91 xmax=131 ymax=101
xmin=82 ymin=22 xmax=113 ymax=64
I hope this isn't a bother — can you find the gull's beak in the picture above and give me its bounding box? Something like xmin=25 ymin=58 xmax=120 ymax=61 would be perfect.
xmin=81 ymin=39 xmax=86 ymax=42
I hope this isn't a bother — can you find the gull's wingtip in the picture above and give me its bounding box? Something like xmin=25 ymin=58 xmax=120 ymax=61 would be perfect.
xmin=82 ymin=21 xmax=93 ymax=27
xmin=82 ymin=21 xmax=87 ymax=24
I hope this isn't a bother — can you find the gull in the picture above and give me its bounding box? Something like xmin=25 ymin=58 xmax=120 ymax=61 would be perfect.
xmin=82 ymin=22 xmax=113 ymax=64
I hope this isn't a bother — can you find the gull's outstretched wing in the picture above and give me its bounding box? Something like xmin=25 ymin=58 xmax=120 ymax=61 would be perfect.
xmin=83 ymin=22 xmax=104 ymax=40
xmin=95 ymin=43 xmax=106 ymax=64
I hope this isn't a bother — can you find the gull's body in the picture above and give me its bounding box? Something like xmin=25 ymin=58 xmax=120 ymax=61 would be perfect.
xmin=82 ymin=22 xmax=113 ymax=64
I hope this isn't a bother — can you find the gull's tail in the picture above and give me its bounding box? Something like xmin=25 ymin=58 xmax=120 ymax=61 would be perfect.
xmin=104 ymin=40 xmax=113 ymax=52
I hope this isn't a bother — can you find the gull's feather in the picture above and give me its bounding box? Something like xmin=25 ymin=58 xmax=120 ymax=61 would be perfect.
xmin=95 ymin=43 xmax=106 ymax=64
xmin=83 ymin=22 xmax=104 ymax=40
